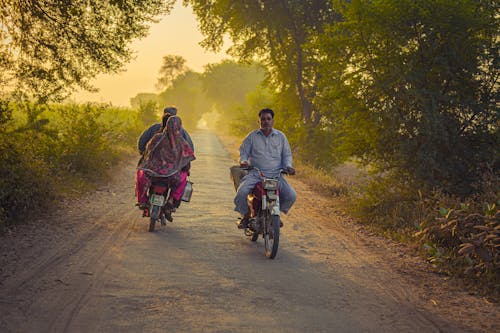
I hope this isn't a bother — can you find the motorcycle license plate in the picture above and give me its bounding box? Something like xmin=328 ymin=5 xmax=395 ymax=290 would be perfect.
xmin=150 ymin=194 xmax=165 ymax=206
xmin=263 ymin=179 xmax=278 ymax=190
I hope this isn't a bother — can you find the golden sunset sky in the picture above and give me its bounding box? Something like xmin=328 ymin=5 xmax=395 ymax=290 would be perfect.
xmin=72 ymin=2 xmax=229 ymax=107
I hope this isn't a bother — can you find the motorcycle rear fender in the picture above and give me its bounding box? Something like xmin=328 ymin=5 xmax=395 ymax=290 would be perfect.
xmin=151 ymin=185 xmax=168 ymax=194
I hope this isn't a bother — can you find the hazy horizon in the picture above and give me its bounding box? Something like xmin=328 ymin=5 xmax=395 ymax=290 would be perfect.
xmin=72 ymin=2 xmax=229 ymax=107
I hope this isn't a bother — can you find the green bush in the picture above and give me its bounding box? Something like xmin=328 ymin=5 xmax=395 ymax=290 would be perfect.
xmin=0 ymin=136 xmax=54 ymax=221
xmin=0 ymin=100 xmax=141 ymax=227
xmin=50 ymin=104 xmax=118 ymax=177
xmin=0 ymin=102 xmax=55 ymax=225
xmin=350 ymin=173 xmax=430 ymax=241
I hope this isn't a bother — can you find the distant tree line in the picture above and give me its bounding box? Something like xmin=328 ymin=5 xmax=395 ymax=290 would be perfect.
xmin=131 ymin=56 xmax=267 ymax=132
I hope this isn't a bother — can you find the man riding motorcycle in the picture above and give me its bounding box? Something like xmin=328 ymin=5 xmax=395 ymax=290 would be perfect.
xmin=233 ymin=108 xmax=296 ymax=229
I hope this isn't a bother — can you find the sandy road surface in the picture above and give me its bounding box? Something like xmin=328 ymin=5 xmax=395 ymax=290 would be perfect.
xmin=0 ymin=130 xmax=497 ymax=332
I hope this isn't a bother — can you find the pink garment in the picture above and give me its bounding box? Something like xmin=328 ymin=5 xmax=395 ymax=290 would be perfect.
xmin=138 ymin=116 xmax=195 ymax=178
xmin=135 ymin=169 xmax=188 ymax=204
xmin=136 ymin=169 xmax=149 ymax=204
xmin=171 ymin=171 xmax=188 ymax=201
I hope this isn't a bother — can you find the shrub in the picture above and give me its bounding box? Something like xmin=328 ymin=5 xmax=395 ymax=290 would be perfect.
xmin=417 ymin=203 xmax=499 ymax=294
xmin=0 ymin=102 xmax=55 ymax=226
xmin=349 ymin=173 xmax=431 ymax=241
xmin=49 ymin=103 xmax=136 ymax=179
xmin=352 ymin=168 xmax=499 ymax=293
xmin=0 ymin=101 xmax=140 ymax=227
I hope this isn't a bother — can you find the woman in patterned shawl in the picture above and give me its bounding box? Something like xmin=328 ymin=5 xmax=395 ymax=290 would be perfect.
xmin=136 ymin=115 xmax=195 ymax=208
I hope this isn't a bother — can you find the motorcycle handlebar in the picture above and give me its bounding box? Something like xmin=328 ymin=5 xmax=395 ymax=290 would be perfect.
xmin=240 ymin=166 xmax=293 ymax=176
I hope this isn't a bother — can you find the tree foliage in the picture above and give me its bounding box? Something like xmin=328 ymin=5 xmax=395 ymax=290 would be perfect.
xmin=130 ymin=93 xmax=159 ymax=109
xmin=156 ymin=54 xmax=188 ymax=90
xmin=0 ymin=0 xmax=174 ymax=101
xmin=184 ymin=0 xmax=340 ymax=136
xmin=130 ymin=93 xmax=160 ymax=126
xmin=315 ymin=0 xmax=499 ymax=194
xmin=158 ymin=70 xmax=210 ymax=130
xmin=185 ymin=0 xmax=497 ymax=191
xmin=201 ymin=60 xmax=265 ymax=130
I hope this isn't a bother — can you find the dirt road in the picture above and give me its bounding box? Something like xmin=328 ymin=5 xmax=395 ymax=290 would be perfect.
xmin=0 ymin=130 xmax=497 ymax=332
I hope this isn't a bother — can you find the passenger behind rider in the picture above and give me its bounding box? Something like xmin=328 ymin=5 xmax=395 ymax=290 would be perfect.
xmin=234 ymin=108 xmax=296 ymax=229
xmin=136 ymin=106 xmax=194 ymax=209
xmin=138 ymin=106 xmax=194 ymax=155
xmin=136 ymin=116 xmax=195 ymax=220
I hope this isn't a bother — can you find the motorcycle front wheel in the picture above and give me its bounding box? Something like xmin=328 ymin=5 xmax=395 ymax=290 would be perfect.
xmin=264 ymin=215 xmax=280 ymax=259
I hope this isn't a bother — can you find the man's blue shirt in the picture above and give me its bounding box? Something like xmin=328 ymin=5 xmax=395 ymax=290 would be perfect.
xmin=239 ymin=128 xmax=293 ymax=176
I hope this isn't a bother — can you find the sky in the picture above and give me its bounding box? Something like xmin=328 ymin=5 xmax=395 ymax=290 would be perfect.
xmin=72 ymin=2 xmax=229 ymax=107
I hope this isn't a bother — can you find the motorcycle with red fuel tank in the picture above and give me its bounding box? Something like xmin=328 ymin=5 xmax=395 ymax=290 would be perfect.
xmin=231 ymin=166 xmax=291 ymax=259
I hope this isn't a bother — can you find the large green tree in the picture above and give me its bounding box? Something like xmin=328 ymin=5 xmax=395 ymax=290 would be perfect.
xmin=185 ymin=0 xmax=340 ymax=141
xmin=0 ymin=0 xmax=174 ymax=101
xmin=316 ymin=0 xmax=499 ymax=194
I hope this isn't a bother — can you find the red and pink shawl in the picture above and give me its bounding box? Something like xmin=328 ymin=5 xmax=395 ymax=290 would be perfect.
xmin=138 ymin=116 xmax=195 ymax=178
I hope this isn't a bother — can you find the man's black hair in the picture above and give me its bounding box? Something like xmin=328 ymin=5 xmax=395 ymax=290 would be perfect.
xmin=161 ymin=113 xmax=171 ymax=129
xmin=163 ymin=106 xmax=177 ymax=115
xmin=258 ymin=108 xmax=274 ymax=118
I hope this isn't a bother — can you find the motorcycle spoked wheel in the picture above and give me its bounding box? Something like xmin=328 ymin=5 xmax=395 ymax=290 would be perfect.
xmin=149 ymin=205 xmax=161 ymax=232
xmin=264 ymin=214 xmax=280 ymax=259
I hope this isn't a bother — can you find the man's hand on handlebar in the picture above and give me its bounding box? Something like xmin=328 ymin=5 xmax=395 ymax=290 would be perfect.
xmin=285 ymin=166 xmax=296 ymax=175
xmin=240 ymin=161 xmax=249 ymax=168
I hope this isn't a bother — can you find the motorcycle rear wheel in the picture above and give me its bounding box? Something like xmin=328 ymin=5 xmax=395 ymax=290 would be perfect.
xmin=149 ymin=205 xmax=160 ymax=232
xmin=264 ymin=215 xmax=280 ymax=259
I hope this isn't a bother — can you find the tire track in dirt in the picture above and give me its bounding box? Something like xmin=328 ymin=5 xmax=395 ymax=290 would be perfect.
xmin=2 ymin=211 xmax=125 ymax=294
xmin=0 ymin=160 xmax=142 ymax=332
xmin=48 ymin=210 xmax=139 ymax=332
